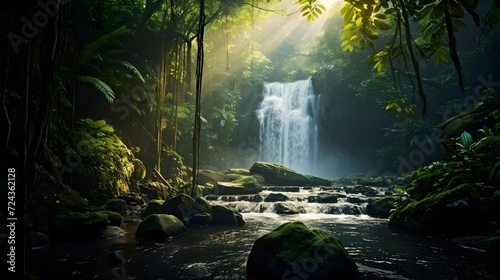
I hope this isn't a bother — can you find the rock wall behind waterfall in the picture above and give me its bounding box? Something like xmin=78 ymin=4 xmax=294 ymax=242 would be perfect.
xmin=311 ymin=67 xmax=390 ymax=177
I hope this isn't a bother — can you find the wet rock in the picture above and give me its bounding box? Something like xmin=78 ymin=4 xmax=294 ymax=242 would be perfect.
xmin=28 ymin=231 xmax=51 ymax=248
xmin=344 ymin=185 xmax=378 ymax=196
xmin=341 ymin=205 xmax=362 ymax=215
xmin=103 ymin=198 xmax=127 ymax=216
xmin=49 ymin=211 xmax=122 ymax=241
xmin=107 ymin=250 xmax=129 ymax=265
xmin=246 ymin=221 xmax=360 ymax=279
xmin=135 ymin=214 xmax=187 ymax=239
xmin=366 ymin=197 xmax=397 ymax=218
xmin=117 ymin=193 xmax=145 ymax=206
xmin=139 ymin=182 xmax=170 ymax=200
xmin=269 ymin=186 xmax=301 ymax=192
xmin=160 ymin=194 xmax=198 ymax=224
xmin=190 ymin=213 xmax=213 ymax=227
xmin=198 ymin=170 xmax=227 ymax=185
xmin=215 ymin=178 xmax=261 ymax=195
xmin=140 ymin=199 xmax=165 ymax=217
xmin=274 ymin=203 xmax=299 ymax=214
xmin=250 ymin=162 xmax=332 ymax=186
xmin=347 ymin=197 xmax=364 ymax=204
xmin=100 ymin=226 xmax=126 ymax=239
xmin=317 ymin=193 xmax=340 ymax=203
xmin=211 ymin=205 xmax=245 ymax=226
xmin=265 ymin=193 xmax=289 ymax=202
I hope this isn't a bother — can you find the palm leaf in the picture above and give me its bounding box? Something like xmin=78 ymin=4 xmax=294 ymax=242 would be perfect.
xmin=77 ymin=75 xmax=115 ymax=103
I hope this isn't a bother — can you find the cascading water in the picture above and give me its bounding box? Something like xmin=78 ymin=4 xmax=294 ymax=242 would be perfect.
xmin=256 ymin=79 xmax=318 ymax=174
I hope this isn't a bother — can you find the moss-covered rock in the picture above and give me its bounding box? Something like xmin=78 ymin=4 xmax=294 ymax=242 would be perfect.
xmin=140 ymin=199 xmax=165 ymax=217
xmin=198 ymin=170 xmax=227 ymax=185
xmin=215 ymin=175 xmax=262 ymax=195
xmin=389 ymin=184 xmax=489 ymax=237
xmin=160 ymin=194 xmax=197 ymax=224
xmin=139 ymin=181 xmax=171 ymax=200
xmin=249 ymin=162 xmax=311 ymax=186
xmin=135 ymin=214 xmax=187 ymax=240
xmin=250 ymin=162 xmax=332 ymax=186
xmin=103 ymin=198 xmax=127 ymax=216
xmin=30 ymin=165 xmax=88 ymax=228
xmin=246 ymin=221 xmax=359 ymax=280
xmin=49 ymin=211 xmax=121 ymax=241
xmin=274 ymin=203 xmax=299 ymax=214
xmin=264 ymin=193 xmax=289 ymax=202
xmin=211 ymin=205 xmax=245 ymax=226
xmin=366 ymin=197 xmax=397 ymax=218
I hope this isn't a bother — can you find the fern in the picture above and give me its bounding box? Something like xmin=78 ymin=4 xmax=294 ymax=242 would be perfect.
xmin=77 ymin=75 xmax=115 ymax=103
xmin=78 ymin=26 xmax=131 ymax=67
xmin=114 ymin=59 xmax=145 ymax=83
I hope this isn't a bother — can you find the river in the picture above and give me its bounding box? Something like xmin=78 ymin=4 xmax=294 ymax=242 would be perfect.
xmin=27 ymin=187 xmax=500 ymax=280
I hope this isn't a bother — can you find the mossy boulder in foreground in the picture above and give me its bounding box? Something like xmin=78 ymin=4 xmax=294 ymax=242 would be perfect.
xmin=246 ymin=221 xmax=360 ymax=280
xmin=135 ymin=214 xmax=187 ymax=239
xmin=389 ymin=184 xmax=488 ymax=237
xmin=49 ymin=211 xmax=122 ymax=241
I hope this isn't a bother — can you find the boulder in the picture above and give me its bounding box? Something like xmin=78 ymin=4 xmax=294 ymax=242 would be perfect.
xmin=366 ymin=197 xmax=397 ymax=218
xmin=190 ymin=213 xmax=213 ymax=227
xmin=249 ymin=161 xmax=307 ymax=185
xmin=344 ymin=185 xmax=378 ymax=196
xmin=317 ymin=193 xmax=340 ymax=203
xmin=246 ymin=221 xmax=360 ymax=280
xmin=100 ymin=226 xmax=126 ymax=239
xmin=160 ymin=194 xmax=198 ymax=224
xmin=117 ymin=193 xmax=146 ymax=206
xmin=28 ymin=231 xmax=51 ymax=249
xmin=211 ymin=205 xmax=245 ymax=226
xmin=274 ymin=203 xmax=299 ymax=214
xmin=264 ymin=193 xmax=289 ymax=202
xmin=31 ymin=165 xmax=88 ymax=228
xmin=198 ymin=170 xmax=227 ymax=185
xmin=140 ymin=199 xmax=165 ymax=217
xmin=389 ymin=184 xmax=488 ymax=237
xmin=49 ymin=211 xmax=122 ymax=241
xmin=103 ymin=198 xmax=127 ymax=216
xmin=215 ymin=177 xmax=261 ymax=195
xmin=135 ymin=214 xmax=187 ymax=239
xmin=139 ymin=182 xmax=170 ymax=200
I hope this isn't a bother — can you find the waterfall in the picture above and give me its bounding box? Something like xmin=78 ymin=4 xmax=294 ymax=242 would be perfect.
xmin=256 ymin=79 xmax=318 ymax=174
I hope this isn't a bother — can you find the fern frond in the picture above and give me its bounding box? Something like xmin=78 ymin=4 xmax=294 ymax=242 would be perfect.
xmin=114 ymin=59 xmax=145 ymax=83
xmin=77 ymin=75 xmax=116 ymax=103
xmin=79 ymin=26 xmax=131 ymax=67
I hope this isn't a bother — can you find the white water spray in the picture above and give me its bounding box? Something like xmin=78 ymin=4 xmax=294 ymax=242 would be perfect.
xmin=256 ymin=79 xmax=318 ymax=174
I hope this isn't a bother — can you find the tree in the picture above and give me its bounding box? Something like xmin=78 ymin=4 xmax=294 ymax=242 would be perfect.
xmin=302 ymin=0 xmax=500 ymax=115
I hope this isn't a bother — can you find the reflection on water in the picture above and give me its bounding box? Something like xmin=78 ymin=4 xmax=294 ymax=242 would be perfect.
xmin=27 ymin=213 xmax=499 ymax=280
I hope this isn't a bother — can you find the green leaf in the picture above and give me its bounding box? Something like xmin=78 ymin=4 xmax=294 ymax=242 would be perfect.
xmin=77 ymin=75 xmax=115 ymax=103
xmin=374 ymin=19 xmax=390 ymax=30
xmin=460 ymin=131 xmax=474 ymax=149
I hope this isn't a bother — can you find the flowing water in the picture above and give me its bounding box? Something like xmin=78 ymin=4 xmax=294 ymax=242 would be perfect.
xmin=257 ymin=80 xmax=319 ymax=175
xmin=27 ymin=186 xmax=500 ymax=280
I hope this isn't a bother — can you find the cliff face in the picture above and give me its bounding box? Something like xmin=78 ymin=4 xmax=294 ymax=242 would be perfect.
xmin=311 ymin=67 xmax=390 ymax=177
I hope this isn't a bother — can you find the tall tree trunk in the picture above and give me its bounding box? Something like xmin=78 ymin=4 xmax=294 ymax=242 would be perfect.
xmin=191 ymin=0 xmax=205 ymax=197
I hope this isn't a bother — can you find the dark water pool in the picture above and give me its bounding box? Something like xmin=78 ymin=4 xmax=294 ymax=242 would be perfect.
xmin=27 ymin=213 xmax=500 ymax=280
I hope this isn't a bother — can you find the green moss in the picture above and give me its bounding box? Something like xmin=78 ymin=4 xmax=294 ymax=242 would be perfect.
xmin=232 ymin=176 xmax=261 ymax=190
xmin=50 ymin=211 xmax=110 ymax=240
xmin=392 ymin=183 xmax=480 ymax=219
